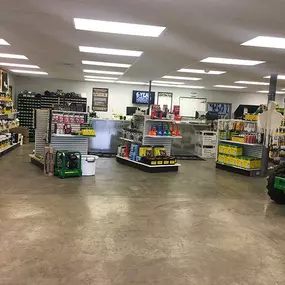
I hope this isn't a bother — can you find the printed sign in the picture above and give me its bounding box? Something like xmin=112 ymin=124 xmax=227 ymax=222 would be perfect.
xmin=92 ymin=88 xmax=109 ymax=112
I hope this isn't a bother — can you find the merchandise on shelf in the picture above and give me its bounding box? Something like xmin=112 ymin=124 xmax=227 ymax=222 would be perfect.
xmin=0 ymin=133 xmax=20 ymax=152
xmin=147 ymin=122 xmax=181 ymax=137
xmin=122 ymin=128 xmax=143 ymax=143
xmin=218 ymin=154 xmax=261 ymax=170
xmin=0 ymin=118 xmax=20 ymax=132
xmin=219 ymin=144 xmax=243 ymax=156
xmin=245 ymin=114 xmax=258 ymax=121
xmin=117 ymin=143 xmax=177 ymax=166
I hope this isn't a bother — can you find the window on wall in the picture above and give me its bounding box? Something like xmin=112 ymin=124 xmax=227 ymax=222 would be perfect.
xmin=179 ymin=97 xmax=207 ymax=117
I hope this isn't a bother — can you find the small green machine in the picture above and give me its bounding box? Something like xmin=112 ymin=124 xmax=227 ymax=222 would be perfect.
xmin=267 ymin=164 xmax=285 ymax=204
xmin=54 ymin=150 xmax=82 ymax=178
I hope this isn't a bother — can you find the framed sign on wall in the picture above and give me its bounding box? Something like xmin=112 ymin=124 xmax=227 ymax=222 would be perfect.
xmin=157 ymin=92 xmax=173 ymax=109
xmin=207 ymin=102 xmax=232 ymax=118
xmin=92 ymin=88 xmax=109 ymax=112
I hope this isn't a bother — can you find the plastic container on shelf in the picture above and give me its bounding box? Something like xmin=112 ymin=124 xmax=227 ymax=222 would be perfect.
xmin=81 ymin=155 xmax=99 ymax=176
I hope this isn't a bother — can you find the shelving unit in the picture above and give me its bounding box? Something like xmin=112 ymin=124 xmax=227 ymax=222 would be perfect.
xmin=216 ymin=119 xmax=263 ymax=177
xmin=117 ymin=115 xmax=182 ymax=172
xmin=0 ymin=142 xmax=20 ymax=157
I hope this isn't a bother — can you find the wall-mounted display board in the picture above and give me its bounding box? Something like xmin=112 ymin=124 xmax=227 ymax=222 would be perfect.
xmin=157 ymin=92 xmax=173 ymax=109
xmin=92 ymin=88 xmax=109 ymax=112
xmin=180 ymin=97 xmax=207 ymax=117
xmin=0 ymin=69 xmax=8 ymax=92
xmin=207 ymin=102 xmax=232 ymax=118
xmin=132 ymin=90 xmax=155 ymax=105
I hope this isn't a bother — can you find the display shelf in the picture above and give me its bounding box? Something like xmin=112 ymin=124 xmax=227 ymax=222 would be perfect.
xmin=0 ymin=112 xmax=18 ymax=117
xmin=145 ymin=135 xmax=182 ymax=139
xmin=119 ymin=137 xmax=142 ymax=144
xmin=0 ymin=142 xmax=20 ymax=157
xmin=116 ymin=155 xmax=181 ymax=173
xmin=51 ymin=134 xmax=95 ymax=137
xmin=216 ymin=162 xmax=261 ymax=177
xmin=219 ymin=139 xmax=261 ymax=146
xmin=146 ymin=118 xmax=175 ymax=123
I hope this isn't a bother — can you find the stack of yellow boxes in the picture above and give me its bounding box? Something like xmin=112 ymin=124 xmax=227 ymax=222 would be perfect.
xmin=218 ymin=144 xmax=261 ymax=170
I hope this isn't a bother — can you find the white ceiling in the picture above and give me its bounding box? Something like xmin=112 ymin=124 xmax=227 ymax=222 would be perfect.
xmin=1 ymin=0 xmax=285 ymax=92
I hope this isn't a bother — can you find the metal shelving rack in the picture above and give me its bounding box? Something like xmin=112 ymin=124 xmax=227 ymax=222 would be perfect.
xmin=215 ymin=119 xmax=263 ymax=177
xmin=117 ymin=115 xmax=182 ymax=172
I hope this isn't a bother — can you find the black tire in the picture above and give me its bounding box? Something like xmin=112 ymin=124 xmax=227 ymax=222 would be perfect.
xmin=267 ymin=174 xmax=285 ymax=204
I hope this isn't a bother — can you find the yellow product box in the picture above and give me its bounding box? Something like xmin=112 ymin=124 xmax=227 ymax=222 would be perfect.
xmin=254 ymin=159 xmax=261 ymax=169
xmin=230 ymin=146 xmax=243 ymax=156
xmin=235 ymin=157 xmax=242 ymax=167
xmin=224 ymin=145 xmax=231 ymax=155
xmin=231 ymin=156 xmax=237 ymax=166
xmin=218 ymin=154 xmax=225 ymax=163
xmin=219 ymin=144 xmax=225 ymax=154
xmin=224 ymin=155 xmax=231 ymax=165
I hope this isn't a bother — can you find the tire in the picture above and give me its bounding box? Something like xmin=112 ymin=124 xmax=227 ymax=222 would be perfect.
xmin=267 ymin=174 xmax=285 ymax=204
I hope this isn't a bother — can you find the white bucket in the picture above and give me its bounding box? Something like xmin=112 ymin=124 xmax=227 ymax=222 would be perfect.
xmin=82 ymin=155 xmax=99 ymax=176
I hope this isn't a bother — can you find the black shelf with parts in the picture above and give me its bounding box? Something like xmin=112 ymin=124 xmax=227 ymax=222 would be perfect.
xmin=17 ymin=93 xmax=87 ymax=142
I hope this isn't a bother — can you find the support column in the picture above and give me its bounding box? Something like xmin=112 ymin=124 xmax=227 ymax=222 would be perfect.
xmin=148 ymin=80 xmax=152 ymax=115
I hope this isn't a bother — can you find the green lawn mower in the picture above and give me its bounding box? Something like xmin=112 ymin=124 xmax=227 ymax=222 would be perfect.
xmin=267 ymin=164 xmax=285 ymax=204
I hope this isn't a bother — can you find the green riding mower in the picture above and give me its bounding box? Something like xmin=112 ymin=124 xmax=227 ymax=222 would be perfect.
xmin=267 ymin=164 xmax=285 ymax=204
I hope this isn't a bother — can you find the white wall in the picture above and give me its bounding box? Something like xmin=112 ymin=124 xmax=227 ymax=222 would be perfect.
xmin=15 ymin=76 xmax=284 ymax=118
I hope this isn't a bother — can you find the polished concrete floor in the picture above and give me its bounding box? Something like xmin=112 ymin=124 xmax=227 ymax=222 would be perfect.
xmin=1 ymin=145 xmax=285 ymax=285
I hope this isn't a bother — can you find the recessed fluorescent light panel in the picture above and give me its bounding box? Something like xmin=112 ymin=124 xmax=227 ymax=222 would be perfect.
xmin=235 ymin=81 xmax=269 ymax=86
xmin=84 ymin=75 xmax=118 ymax=80
xmin=82 ymin=60 xmax=131 ymax=68
xmin=258 ymin=90 xmax=285 ymax=94
xmin=178 ymin=85 xmax=205 ymax=89
xmin=83 ymin=69 xmax=124 ymax=75
xmin=79 ymin=46 xmax=143 ymax=57
xmin=162 ymin=76 xmax=201 ymax=81
xmin=116 ymin=81 xmax=148 ymax=85
xmin=74 ymin=18 xmax=166 ymax=37
xmin=264 ymin=75 xmax=285 ymax=80
xmin=85 ymin=78 xmax=115 ymax=83
xmin=242 ymin=36 xmax=285 ymax=49
xmin=178 ymin=68 xmax=226 ymax=75
xmin=0 ymin=53 xmax=28 ymax=60
xmin=201 ymin=57 xmax=265 ymax=66
xmin=10 ymin=70 xmax=47 ymax=75
xmin=0 ymin=63 xmax=39 ymax=69
xmin=0 ymin=39 xmax=10 ymax=45
xmin=214 ymin=85 xmax=247 ymax=89
xmin=153 ymin=80 xmax=184 ymax=85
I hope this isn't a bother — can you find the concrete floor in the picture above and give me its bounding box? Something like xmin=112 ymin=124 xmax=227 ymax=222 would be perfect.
xmin=1 ymin=145 xmax=285 ymax=285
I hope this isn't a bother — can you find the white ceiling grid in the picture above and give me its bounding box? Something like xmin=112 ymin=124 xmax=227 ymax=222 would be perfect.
xmin=1 ymin=0 xmax=285 ymax=92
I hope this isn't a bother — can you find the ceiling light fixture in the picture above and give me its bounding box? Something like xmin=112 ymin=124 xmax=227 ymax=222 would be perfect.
xmin=84 ymin=75 xmax=118 ymax=80
xmin=79 ymin=46 xmax=143 ymax=57
xmin=0 ymin=39 xmax=10 ymax=45
xmin=257 ymin=90 xmax=285 ymax=94
xmin=162 ymin=75 xmax=201 ymax=81
xmin=83 ymin=69 xmax=124 ymax=75
xmin=178 ymin=85 xmax=205 ymax=89
xmin=153 ymin=80 xmax=184 ymax=85
xmin=0 ymin=62 xmax=39 ymax=69
xmin=242 ymin=36 xmax=285 ymax=49
xmin=10 ymin=69 xmax=47 ymax=75
xmin=74 ymin=18 xmax=166 ymax=37
xmin=264 ymin=75 xmax=285 ymax=80
xmin=178 ymin=68 xmax=226 ymax=75
xmin=82 ymin=60 xmax=131 ymax=68
xmin=116 ymin=81 xmax=148 ymax=85
xmin=85 ymin=78 xmax=115 ymax=83
xmin=0 ymin=53 xmax=28 ymax=60
xmin=201 ymin=57 xmax=265 ymax=66
xmin=235 ymin=81 xmax=269 ymax=86
xmin=214 ymin=85 xmax=247 ymax=89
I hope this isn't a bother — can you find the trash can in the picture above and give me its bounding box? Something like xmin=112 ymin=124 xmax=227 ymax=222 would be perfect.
xmin=81 ymin=155 xmax=99 ymax=176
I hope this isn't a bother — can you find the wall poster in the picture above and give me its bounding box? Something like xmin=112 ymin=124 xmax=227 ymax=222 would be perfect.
xmin=157 ymin=92 xmax=173 ymax=109
xmin=207 ymin=102 xmax=232 ymax=118
xmin=92 ymin=87 xmax=109 ymax=112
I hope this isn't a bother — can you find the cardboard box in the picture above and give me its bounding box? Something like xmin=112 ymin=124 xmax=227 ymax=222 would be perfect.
xmin=10 ymin=127 xmax=29 ymax=144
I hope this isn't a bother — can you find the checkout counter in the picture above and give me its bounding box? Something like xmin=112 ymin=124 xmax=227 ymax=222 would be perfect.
xmin=89 ymin=119 xmax=130 ymax=155
xmin=88 ymin=117 xmax=211 ymax=157
xmin=172 ymin=120 xmax=211 ymax=157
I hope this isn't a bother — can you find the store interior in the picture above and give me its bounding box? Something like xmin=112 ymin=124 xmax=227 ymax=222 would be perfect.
xmin=1 ymin=1 xmax=285 ymax=284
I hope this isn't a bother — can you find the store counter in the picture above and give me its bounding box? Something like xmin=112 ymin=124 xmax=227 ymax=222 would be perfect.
xmin=89 ymin=119 xmax=130 ymax=154
xmin=172 ymin=121 xmax=211 ymax=156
